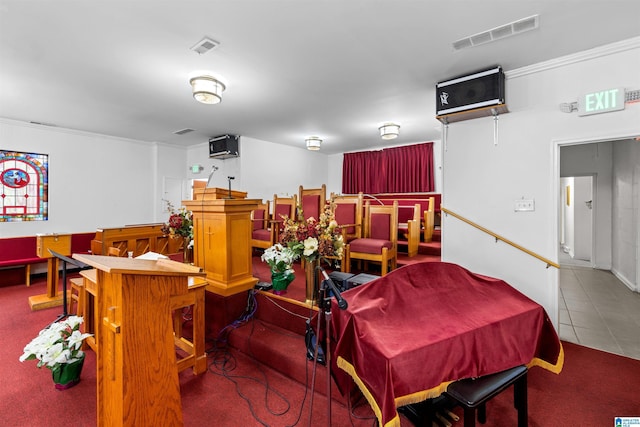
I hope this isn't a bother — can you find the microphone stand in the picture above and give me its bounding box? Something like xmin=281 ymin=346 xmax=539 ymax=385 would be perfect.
xmin=308 ymin=266 xmax=348 ymax=427
xmin=227 ymin=176 xmax=235 ymax=199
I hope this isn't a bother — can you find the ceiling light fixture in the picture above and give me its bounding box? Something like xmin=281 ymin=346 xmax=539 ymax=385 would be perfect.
xmin=305 ymin=136 xmax=322 ymax=151
xmin=190 ymin=75 xmax=225 ymax=104
xmin=379 ymin=123 xmax=400 ymax=140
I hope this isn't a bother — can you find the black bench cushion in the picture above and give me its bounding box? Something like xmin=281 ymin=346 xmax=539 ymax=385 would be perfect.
xmin=445 ymin=365 xmax=527 ymax=408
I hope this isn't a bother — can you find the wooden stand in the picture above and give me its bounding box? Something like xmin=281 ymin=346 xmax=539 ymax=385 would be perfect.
xmin=28 ymin=234 xmax=72 ymax=311
xmin=183 ymin=187 xmax=259 ymax=296
xmin=73 ymin=254 xmax=204 ymax=427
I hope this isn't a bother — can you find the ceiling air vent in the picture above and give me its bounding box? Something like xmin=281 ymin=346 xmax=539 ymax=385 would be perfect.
xmin=453 ymin=15 xmax=539 ymax=50
xmin=173 ymin=128 xmax=195 ymax=135
xmin=190 ymin=37 xmax=219 ymax=55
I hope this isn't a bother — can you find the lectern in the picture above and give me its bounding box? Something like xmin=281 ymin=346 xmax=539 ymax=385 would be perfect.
xmin=183 ymin=187 xmax=260 ymax=296
xmin=72 ymin=254 xmax=205 ymax=427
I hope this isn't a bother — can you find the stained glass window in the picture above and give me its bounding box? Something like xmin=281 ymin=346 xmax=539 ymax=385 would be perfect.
xmin=0 ymin=150 xmax=48 ymax=222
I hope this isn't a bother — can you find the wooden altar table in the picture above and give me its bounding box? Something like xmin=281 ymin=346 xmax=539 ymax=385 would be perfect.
xmin=330 ymin=262 xmax=564 ymax=427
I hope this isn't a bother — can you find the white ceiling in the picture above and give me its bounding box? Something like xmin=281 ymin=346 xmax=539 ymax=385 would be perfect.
xmin=1 ymin=1 xmax=639 ymax=154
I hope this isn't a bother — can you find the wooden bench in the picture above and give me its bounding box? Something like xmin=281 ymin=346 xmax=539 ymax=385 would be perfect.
xmin=0 ymin=232 xmax=96 ymax=287
xmin=445 ymin=365 xmax=528 ymax=427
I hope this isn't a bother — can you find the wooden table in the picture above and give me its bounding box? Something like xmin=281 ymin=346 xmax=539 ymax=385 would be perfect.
xmin=331 ymin=262 xmax=564 ymax=427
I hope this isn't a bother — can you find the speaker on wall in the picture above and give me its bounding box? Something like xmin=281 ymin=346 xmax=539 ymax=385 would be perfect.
xmin=436 ymin=66 xmax=507 ymax=123
xmin=209 ymin=134 xmax=239 ymax=159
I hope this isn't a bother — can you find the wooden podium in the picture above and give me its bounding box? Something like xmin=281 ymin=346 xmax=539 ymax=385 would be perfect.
xmin=183 ymin=187 xmax=259 ymax=296
xmin=72 ymin=254 xmax=204 ymax=427
xmin=28 ymin=233 xmax=72 ymax=310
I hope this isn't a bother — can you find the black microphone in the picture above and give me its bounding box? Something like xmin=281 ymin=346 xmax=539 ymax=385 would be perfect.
xmin=228 ymin=176 xmax=235 ymax=180
xmin=205 ymin=165 xmax=218 ymax=187
xmin=318 ymin=266 xmax=348 ymax=310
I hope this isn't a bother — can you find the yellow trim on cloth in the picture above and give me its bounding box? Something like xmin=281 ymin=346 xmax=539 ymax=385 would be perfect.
xmin=527 ymin=341 xmax=565 ymax=374
xmin=337 ymin=343 xmax=564 ymax=427
xmin=337 ymin=356 xmax=452 ymax=427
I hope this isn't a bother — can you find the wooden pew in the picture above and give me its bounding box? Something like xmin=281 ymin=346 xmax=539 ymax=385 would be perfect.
xmin=91 ymin=223 xmax=181 ymax=257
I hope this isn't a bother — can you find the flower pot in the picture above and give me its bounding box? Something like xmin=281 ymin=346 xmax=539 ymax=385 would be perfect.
xmin=51 ymin=354 xmax=85 ymax=390
xmin=271 ymin=270 xmax=294 ymax=295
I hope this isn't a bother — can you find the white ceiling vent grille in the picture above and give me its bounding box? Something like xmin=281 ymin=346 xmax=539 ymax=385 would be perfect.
xmin=453 ymin=15 xmax=539 ymax=50
xmin=190 ymin=37 xmax=220 ymax=55
xmin=173 ymin=128 xmax=195 ymax=135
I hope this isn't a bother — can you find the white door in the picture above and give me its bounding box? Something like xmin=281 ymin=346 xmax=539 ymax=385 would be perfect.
xmin=573 ymin=176 xmax=594 ymax=262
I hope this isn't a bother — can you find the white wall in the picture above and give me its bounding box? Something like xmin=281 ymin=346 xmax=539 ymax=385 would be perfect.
xmin=0 ymin=119 xmax=166 ymax=237
xmin=441 ymin=39 xmax=640 ymax=326
xmin=186 ymin=136 xmax=329 ymax=204
xmin=612 ymin=139 xmax=640 ymax=291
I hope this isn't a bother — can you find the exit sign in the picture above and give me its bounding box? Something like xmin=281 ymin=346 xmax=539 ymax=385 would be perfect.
xmin=578 ymin=87 xmax=625 ymax=116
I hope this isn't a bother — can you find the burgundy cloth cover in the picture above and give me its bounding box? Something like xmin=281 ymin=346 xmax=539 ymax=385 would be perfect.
xmin=252 ymin=229 xmax=271 ymax=241
xmin=331 ymin=262 xmax=563 ymax=427
xmin=349 ymin=238 xmax=393 ymax=254
xmin=253 ymin=209 xmax=265 ymax=231
xmin=302 ymin=195 xmax=320 ymax=220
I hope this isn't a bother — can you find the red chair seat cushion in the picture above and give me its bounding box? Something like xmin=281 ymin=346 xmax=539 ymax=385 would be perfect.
xmin=349 ymin=238 xmax=393 ymax=254
xmin=252 ymin=229 xmax=271 ymax=241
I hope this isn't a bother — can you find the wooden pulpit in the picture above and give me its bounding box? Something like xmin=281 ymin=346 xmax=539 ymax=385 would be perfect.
xmin=182 ymin=187 xmax=259 ymax=296
xmin=28 ymin=233 xmax=72 ymax=310
xmin=72 ymin=254 xmax=205 ymax=427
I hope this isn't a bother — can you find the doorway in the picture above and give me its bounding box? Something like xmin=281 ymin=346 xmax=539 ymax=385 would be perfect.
xmin=559 ymin=175 xmax=594 ymax=266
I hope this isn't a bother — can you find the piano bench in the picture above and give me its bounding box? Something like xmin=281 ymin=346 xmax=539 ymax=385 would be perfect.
xmin=445 ymin=365 xmax=528 ymax=427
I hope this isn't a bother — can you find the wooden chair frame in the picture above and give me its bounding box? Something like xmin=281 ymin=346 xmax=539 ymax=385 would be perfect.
xmin=271 ymin=194 xmax=297 ymax=244
xmin=344 ymin=201 xmax=398 ymax=276
xmin=398 ymin=204 xmax=421 ymax=257
xmin=250 ymin=200 xmax=272 ymax=250
xmin=423 ymin=196 xmax=436 ymax=243
xmin=331 ymin=192 xmax=363 ymax=243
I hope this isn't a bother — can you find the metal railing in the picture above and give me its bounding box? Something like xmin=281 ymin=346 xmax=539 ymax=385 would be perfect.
xmin=441 ymin=206 xmax=559 ymax=269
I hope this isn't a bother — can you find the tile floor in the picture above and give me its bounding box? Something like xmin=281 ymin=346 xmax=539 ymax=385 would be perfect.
xmin=558 ymin=257 xmax=640 ymax=360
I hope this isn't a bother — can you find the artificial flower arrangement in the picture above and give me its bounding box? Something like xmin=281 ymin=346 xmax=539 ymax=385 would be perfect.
xmin=19 ymin=316 xmax=93 ymax=389
xmin=261 ymin=243 xmax=300 ymax=294
xmin=278 ymin=201 xmax=344 ymax=263
xmin=161 ymin=201 xmax=194 ymax=240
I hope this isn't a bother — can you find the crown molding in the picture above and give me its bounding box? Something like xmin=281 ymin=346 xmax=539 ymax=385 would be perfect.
xmin=506 ymin=36 xmax=640 ymax=79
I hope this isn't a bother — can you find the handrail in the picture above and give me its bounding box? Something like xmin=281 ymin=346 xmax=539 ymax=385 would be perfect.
xmin=441 ymin=206 xmax=560 ymax=269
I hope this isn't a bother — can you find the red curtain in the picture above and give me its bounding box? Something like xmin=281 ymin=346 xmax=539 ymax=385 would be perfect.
xmin=342 ymin=142 xmax=434 ymax=194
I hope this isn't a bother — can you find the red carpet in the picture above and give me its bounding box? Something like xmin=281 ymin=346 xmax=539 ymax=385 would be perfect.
xmin=2 ymin=269 xmax=639 ymax=426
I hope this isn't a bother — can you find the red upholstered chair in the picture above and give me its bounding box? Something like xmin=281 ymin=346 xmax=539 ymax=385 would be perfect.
xmin=251 ymin=201 xmax=272 ymax=250
xmin=299 ymin=184 xmax=326 ymax=221
xmin=331 ymin=192 xmax=363 ymax=244
xmin=271 ymin=194 xmax=297 ymax=243
xmin=344 ymin=200 xmax=398 ymax=276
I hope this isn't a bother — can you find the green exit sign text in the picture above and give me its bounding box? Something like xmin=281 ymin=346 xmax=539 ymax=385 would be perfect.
xmin=578 ymin=87 xmax=625 ymax=116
